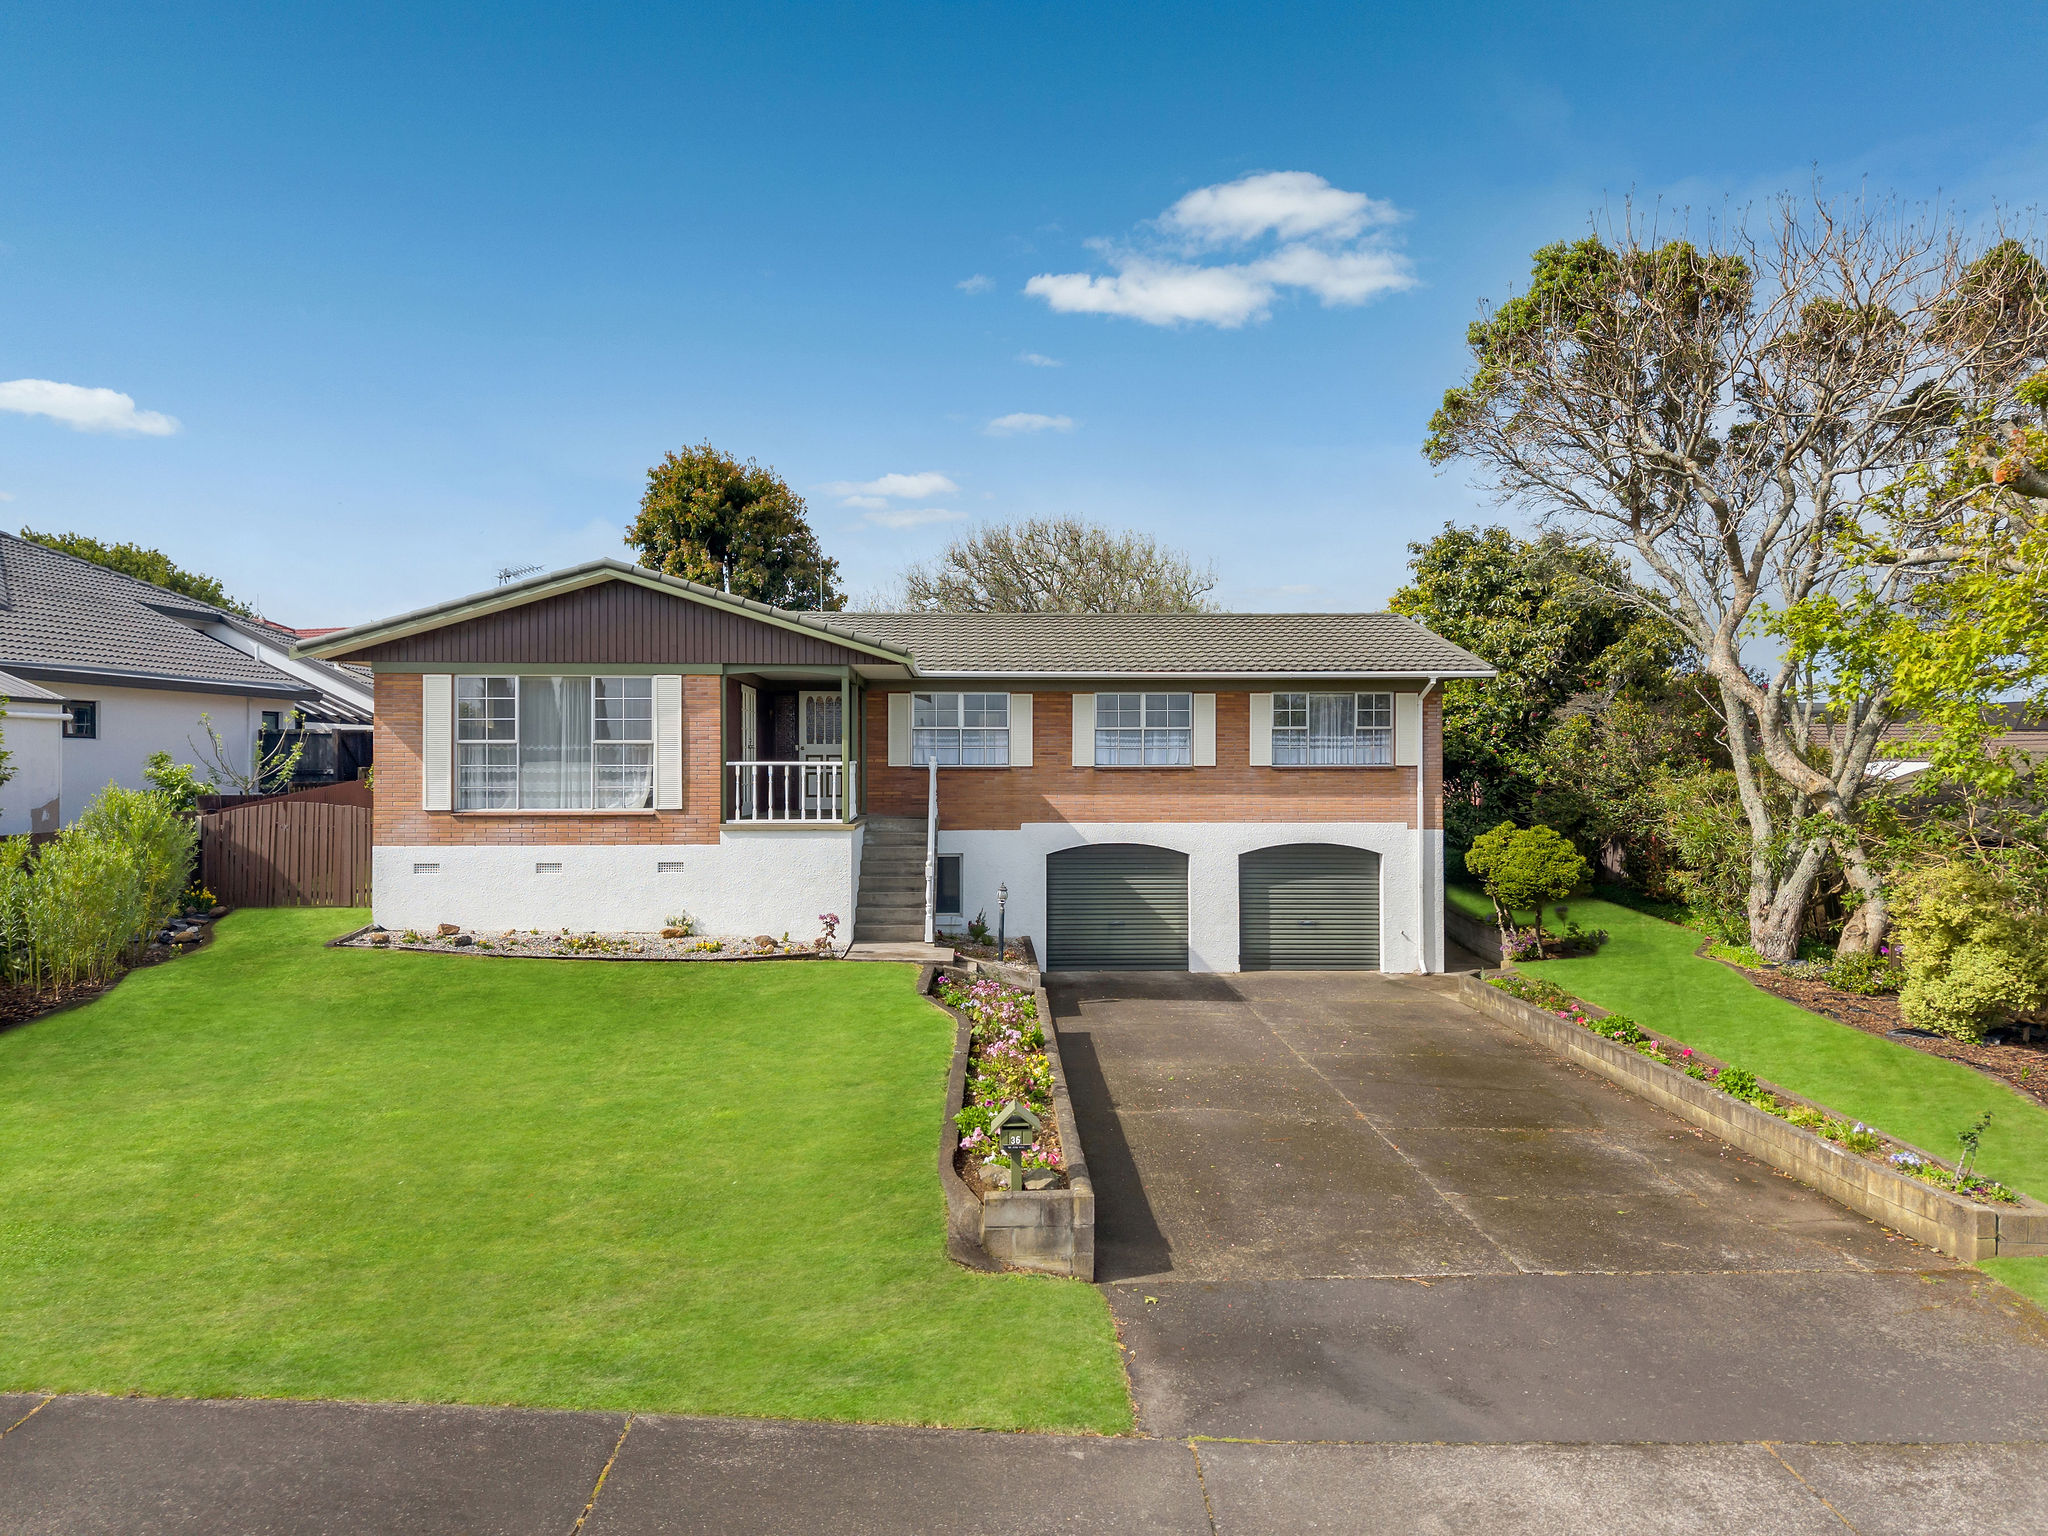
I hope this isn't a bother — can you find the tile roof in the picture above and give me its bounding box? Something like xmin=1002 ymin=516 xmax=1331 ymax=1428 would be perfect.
xmin=822 ymin=611 xmax=1493 ymax=677
xmin=0 ymin=668 xmax=65 ymax=703
xmin=0 ymin=531 xmax=319 ymax=699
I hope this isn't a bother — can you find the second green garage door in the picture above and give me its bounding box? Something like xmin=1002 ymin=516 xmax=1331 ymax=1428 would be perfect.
xmin=1238 ymin=844 xmax=1382 ymax=970
xmin=1045 ymin=843 xmax=1189 ymax=971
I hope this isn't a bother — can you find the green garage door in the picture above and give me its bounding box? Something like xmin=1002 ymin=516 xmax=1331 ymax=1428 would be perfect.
xmin=1239 ymin=844 xmax=1381 ymax=970
xmin=1045 ymin=844 xmax=1189 ymax=971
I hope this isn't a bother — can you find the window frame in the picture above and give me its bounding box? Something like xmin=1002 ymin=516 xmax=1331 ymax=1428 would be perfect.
xmin=1093 ymin=691 xmax=1194 ymax=767
xmin=1270 ymin=690 xmax=1396 ymax=768
xmin=910 ymin=691 xmax=1011 ymax=767
xmin=62 ymin=700 xmax=98 ymax=740
xmin=453 ymin=674 xmax=656 ymax=812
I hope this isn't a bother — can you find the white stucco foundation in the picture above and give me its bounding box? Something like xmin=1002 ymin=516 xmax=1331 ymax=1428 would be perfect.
xmin=372 ymin=827 xmax=859 ymax=938
xmin=937 ymin=821 xmax=1444 ymax=974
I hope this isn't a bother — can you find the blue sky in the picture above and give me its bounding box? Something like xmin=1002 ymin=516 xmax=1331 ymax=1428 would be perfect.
xmin=3 ymin=3 xmax=2044 ymax=623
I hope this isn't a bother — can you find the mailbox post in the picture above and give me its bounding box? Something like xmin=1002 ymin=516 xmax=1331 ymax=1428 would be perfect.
xmin=993 ymin=1100 xmax=1041 ymax=1192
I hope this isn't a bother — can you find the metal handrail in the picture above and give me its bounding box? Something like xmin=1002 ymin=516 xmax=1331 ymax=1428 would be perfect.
xmin=727 ymin=759 xmax=854 ymax=822
xmin=924 ymin=758 xmax=938 ymax=944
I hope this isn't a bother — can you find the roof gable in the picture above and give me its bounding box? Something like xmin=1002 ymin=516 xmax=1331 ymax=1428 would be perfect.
xmin=301 ymin=561 xmax=910 ymax=668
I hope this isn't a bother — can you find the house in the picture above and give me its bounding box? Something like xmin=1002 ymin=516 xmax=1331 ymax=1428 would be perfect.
xmin=0 ymin=531 xmax=375 ymax=835
xmin=296 ymin=558 xmax=1491 ymax=972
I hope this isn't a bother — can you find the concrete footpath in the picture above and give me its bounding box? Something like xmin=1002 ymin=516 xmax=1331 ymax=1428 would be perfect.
xmin=5 ymin=1392 xmax=2047 ymax=1534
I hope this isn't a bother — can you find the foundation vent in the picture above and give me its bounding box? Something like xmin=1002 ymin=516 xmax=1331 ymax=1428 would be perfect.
xmin=535 ymin=861 xmax=564 ymax=874
xmin=412 ymin=863 xmax=439 ymax=874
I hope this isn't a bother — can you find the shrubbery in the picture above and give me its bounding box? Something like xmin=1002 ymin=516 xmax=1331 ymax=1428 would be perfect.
xmin=1893 ymin=863 xmax=2048 ymax=1041
xmin=0 ymin=785 xmax=196 ymax=989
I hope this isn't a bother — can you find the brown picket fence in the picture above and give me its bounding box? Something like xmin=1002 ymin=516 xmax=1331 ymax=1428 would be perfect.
xmin=199 ymin=796 xmax=371 ymax=907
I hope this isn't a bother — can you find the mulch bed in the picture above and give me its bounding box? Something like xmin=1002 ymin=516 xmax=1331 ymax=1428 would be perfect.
xmin=333 ymin=927 xmax=833 ymax=962
xmin=1739 ymin=964 xmax=2048 ymax=1110
xmin=0 ymin=923 xmax=212 ymax=1032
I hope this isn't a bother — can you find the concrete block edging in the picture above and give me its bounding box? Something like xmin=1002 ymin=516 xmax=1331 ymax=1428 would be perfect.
xmin=1456 ymin=971 xmax=2048 ymax=1262
xmin=924 ymin=965 xmax=1095 ymax=1280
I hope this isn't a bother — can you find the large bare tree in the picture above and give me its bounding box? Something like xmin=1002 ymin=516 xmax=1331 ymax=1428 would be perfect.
xmin=1427 ymin=197 xmax=2048 ymax=961
xmin=890 ymin=517 xmax=1219 ymax=613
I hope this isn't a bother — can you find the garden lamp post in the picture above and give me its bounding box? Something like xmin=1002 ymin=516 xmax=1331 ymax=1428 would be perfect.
xmin=994 ymin=1100 xmax=1040 ymax=1192
xmin=997 ymin=882 xmax=1008 ymax=960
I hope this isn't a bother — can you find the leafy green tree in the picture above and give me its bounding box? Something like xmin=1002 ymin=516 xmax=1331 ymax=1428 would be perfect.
xmin=626 ymin=443 xmax=843 ymax=609
xmin=143 ymin=750 xmax=212 ymax=816
xmin=1425 ymin=202 xmax=2048 ymax=962
xmin=22 ymin=528 xmax=252 ymax=615
xmin=1464 ymin=821 xmax=1589 ymax=950
xmin=896 ymin=517 xmax=1218 ymax=613
xmin=1389 ymin=524 xmax=1690 ymax=853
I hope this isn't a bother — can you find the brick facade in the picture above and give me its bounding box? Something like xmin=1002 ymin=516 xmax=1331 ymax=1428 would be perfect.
xmin=860 ymin=689 xmax=1441 ymax=832
xmin=373 ymin=672 xmax=723 ymax=846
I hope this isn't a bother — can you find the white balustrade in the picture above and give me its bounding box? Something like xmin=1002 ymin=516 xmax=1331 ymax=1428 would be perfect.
xmin=728 ymin=760 xmax=855 ymax=822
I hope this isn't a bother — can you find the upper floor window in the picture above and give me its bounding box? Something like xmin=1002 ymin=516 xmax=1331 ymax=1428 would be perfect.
xmin=1273 ymin=692 xmax=1393 ymax=766
xmin=912 ymin=692 xmax=1009 ymax=766
xmin=456 ymin=675 xmax=653 ymax=810
xmin=1095 ymin=692 xmax=1192 ymax=766
xmin=63 ymin=700 xmax=97 ymax=739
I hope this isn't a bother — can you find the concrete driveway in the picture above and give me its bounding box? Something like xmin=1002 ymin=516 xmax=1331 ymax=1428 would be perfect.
xmin=1051 ymin=970 xmax=2048 ymax=1444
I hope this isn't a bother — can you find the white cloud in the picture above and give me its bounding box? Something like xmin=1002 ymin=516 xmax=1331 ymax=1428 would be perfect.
xmin=1024 ymin=171 xmax=1415 ymax=328
xmin=0 ymin=490 xmax=13 ymax=502
xmin=822 ymin=471 xmax=959 ymax=503
xmin=0 ymin=378 xmax=181 ymax=435
xmin=985 ymin=412 xmax=1075 ymax=436
xmin=863 ymin=506 xmax=966 ymax=529
xmin=956 ymin=274 xmax=994 ymax=293
xmin=1017 ymin=352 xmax=1064 ymax=367
xmin=1160 ymin=170 xmax=1398 ymax=247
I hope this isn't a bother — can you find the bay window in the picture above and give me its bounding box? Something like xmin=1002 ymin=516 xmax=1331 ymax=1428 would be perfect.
xmin=1095 ymin=692 xmax=1192 ymax=765
xmin=912 ymin=692 xmax=1009 ymax=765
xmin=1272 ymin=691 xmax=1394 ymax=766
xmin=456 ymin=675 xmax=654 ymax=809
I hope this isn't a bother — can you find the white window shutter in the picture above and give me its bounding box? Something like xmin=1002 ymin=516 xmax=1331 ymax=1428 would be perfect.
xmin=1008 ymin=693 xmax=1033 ymax=767
xmin=1193 ymin=693 xmax=1216 ymax=766
xmin=1070 ymin=693 xmax=1095 ymax=767
xmin=422 ymin=674 xmax=453 ymax=810
xmin=887 ymin=692 xmax=911 ymax=766
xmin=1248 ymin=693 xmax=1273 ymax=767
xmin=1395 ymin=691 xmax=1423 ymax=767
xmin=653 ymin=674 xmax=684 ymax=808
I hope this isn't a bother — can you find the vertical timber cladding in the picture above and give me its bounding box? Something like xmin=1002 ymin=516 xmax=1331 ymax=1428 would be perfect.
xmin=1045 ymin=843 xmax=1190 ymax=971
xmin=1238 ymin=844 xmax=1382 ymax=971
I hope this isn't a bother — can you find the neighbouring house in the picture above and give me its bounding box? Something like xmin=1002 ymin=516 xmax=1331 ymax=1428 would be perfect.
xmin=296 ymin=558 xmax=1491 ymax=972
xmin=0 ymin=531 xmax=375 ymax=835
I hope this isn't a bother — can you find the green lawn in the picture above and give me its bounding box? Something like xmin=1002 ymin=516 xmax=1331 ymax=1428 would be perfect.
xmin=0 ymin=909 xmax=1129 ymax=1432
xmin=1505 ymin=895 xmax=2048 ymax=1302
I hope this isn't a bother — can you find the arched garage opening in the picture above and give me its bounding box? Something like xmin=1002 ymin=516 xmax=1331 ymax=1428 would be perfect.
xmin=1045 ymin=843 xmax=1190 ymax=971
xmin=1238 ymin=843 xmax=1382 ymax=971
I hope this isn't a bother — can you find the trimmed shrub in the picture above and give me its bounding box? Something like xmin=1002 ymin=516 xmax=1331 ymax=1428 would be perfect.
xmin=1894 ymin=863 xmax=2048 ymax=1041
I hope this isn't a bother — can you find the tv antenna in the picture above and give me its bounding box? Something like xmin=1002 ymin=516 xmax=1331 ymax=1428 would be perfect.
xmin=496 ymin=563 xmax=544 ymax=586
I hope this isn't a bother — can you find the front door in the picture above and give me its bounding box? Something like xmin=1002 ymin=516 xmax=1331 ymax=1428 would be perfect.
xmin=798 ymin=690 xmax=844 ymax=815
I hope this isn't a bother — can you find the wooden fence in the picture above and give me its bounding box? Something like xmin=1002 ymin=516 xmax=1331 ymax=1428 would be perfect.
xmin=200 ymin=795 xmax=372 ymax=907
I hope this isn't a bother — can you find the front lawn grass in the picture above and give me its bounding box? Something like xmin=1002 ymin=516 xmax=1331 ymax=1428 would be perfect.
xmin=1509 ymin=896 xmax=2048 ymax=1305
xmin=0 ymin=909 xmax=1129 ymax=1432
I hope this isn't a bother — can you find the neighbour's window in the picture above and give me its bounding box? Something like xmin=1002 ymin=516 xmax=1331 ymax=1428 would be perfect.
xmin=260 ymin=710 xmax=283 ymax=733
xmin=936 ymin=854 xmax=963 ymax=916
xmin=63 ymin=701 xmax=97 ymax=739
xmin=912 ymin=692 xmax=1009 ymax=766
xmin=455 ymin=675 xmax=653 ymax=810
xmin=1095 ymin=692 xmax=1192 ymax=766
xmin=1272 ymin=692 xmax=1394 ymax=766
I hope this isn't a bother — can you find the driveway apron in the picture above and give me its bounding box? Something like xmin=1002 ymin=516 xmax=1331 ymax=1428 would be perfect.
xmin=1052 ymin=970 xmax=2048 ymax=1444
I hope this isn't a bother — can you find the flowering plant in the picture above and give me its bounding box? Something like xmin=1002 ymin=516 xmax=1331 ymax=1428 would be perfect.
xmin=942 ymin=977 xmax=1061 ymax=1172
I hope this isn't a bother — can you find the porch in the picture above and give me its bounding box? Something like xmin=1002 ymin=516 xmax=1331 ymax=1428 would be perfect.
xmin=724 ymin=669 xmax=863 ymax=824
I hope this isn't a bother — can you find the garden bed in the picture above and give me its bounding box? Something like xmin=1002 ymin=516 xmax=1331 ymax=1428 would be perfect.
xmin=1712 ymin=953 xmax=2048 ymax=1110
xmin=331 ymin=925 xmax=833 ymax=961
xmin=926 ymin=968 xmax=1094 ymax=1279
xmin=1470 ymin=968 xmax=2048 ymax=1260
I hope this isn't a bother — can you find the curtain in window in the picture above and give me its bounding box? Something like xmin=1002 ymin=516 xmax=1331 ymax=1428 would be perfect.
xmin=519 ymin=676 xmax=594 ymax=809
xmin=593 ymin=677 xmax=654 ymax=808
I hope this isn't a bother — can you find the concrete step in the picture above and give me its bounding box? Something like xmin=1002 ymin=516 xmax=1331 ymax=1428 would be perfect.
xmin=858 ymin=906 xmax=929 ymax=925
xmin=853 ymin=925 xmax=928 ymax=943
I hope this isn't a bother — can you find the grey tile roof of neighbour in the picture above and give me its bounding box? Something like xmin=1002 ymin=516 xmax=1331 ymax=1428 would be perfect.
xmin=822 ymin=611 xmax=1494 ymax=677
xmin=0 ymin=531 xmax=316 ymax=698
xmin=0 ymin=668 xmax=65 ymax=702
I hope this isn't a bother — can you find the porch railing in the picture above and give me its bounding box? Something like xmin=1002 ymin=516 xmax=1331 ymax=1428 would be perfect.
xmin=727 ymin=760 xmax=856 ymax=822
